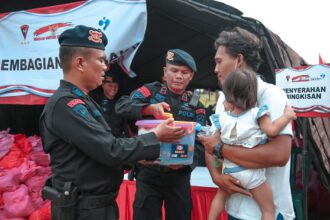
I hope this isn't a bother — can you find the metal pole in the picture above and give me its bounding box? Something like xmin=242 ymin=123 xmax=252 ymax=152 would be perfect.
xmin=302 ymin=117 xmax=309 ymax=220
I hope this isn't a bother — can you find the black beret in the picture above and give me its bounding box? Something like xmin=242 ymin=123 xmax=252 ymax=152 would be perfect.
xmin=165 ymin=49 xmax=197 ymax=72
xmin=59 ymin=25 xmax=108 ymax=50
xmin=104 ymin=69 xmax=120 ymax=84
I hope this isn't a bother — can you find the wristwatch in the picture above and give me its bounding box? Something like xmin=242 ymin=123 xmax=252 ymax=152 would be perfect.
xmin=212 ymin=141 xmax=224 ymax=159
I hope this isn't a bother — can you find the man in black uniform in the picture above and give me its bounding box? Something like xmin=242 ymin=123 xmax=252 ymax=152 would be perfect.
xmin=39 ymin=25 xmax=185 ymax=220
xmin=95 ymin=70 xmax=130 ymax=138
xmin=116 ymin=49 xmax=206 ymax=220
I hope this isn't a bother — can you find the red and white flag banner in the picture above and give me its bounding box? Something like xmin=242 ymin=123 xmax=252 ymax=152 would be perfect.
xmin=0 ymin=0 xmax=147 ymax=105
xmin=276 ymin=64 xmax=330 ymax=117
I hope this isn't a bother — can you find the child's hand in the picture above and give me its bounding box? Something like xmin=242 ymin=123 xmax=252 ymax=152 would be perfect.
xmin=284 ymin=105 xmax=296 ymax=120
xmin=198 ymin=130 xmax=221 ymax=154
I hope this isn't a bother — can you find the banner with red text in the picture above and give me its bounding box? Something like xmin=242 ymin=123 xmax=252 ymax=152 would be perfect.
xmin=0 ymin=0 xmax=147 ymax=105
xmin=276 ymin=64 xmax=330 ymax=117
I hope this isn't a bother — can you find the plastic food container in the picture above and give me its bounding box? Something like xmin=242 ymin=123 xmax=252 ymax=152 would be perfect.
xmin=135 ymin=120 xmax=196 ymax=165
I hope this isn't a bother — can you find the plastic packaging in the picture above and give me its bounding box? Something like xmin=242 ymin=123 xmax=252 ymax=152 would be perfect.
xmin=195 ymin=124 xmax=216 ymax=137
xmin=136 ymin=120 xmax=196 ymax=165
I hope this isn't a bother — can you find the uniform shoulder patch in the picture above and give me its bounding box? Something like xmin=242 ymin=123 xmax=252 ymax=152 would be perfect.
xmin=66 ymin=99 xmax=91 ymax=122
xmin=137 ymin=86 xmax=151 ymax=98
xmin=67 ymin=99 xmax=85 ymax=108
xmin=92 ymin=109 xmax=102 ymax=117
xmin=130 ymin=91 xmax=145 ymax=99
xmin=72 ymin=104 xmax=91 ymax=122
xmin=181 ymin=93 xmax=188 ymax=102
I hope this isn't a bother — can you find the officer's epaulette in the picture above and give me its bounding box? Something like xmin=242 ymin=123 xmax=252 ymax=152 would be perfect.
xmin=185 ymin=90 xmax=193 ymax=98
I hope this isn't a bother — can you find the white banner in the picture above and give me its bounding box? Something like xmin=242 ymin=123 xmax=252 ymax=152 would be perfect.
xmin=0 ymin=0 xmax=147 ymax=104
xmin=276 ymin=64 xmax=330 ymax=116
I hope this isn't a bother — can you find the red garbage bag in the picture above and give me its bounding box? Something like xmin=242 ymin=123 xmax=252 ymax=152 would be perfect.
xmin=26 ymin=172 xmax=49 ymax=192
xmin=28 ymin=135 xmax=50 ymax=167
xmin=17 ymin=159 xmax=38 ymax=182
xmin=0 ymin=145 xmax=25 ymax=169
xmin=28 ymin=201 xmax=51 ymax=220
xmin=0 ymin=130 xmax=14 ymax=159
xmin=14 ymin=134 xmax=32 ymax=155
xmin=0 ymin=193 xmax=4 ymax=208
xmin=27 ymin=135 xmax=43 ymax=152
xmin=0 ymin=168 xmax=20 ymax=192
xmin=26 ymin=174 xmax=49 ymax=208
xmin=29 ymin=151 xmax=50 ymax=167
xmin=0 ymin=134 xmax=33 ymax=169
xmin=3 ymin=184 xmax=35 ymax=218
xmin=35 ymin=166 xmax=51 ymax=176
xmin=0 ymin=211 xmax=25 ymax=220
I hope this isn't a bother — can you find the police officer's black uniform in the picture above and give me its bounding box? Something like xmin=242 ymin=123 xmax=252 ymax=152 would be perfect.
xmin=40 ymin=80 xmax=160 ymax=220
xmin=92 ymin=70 xmax=129 ymax=138
xmin=99 ymin=96 xmax=129 ymax=138
xmin=116 ymin=80 xmax=206 ymax=220
xmin=39 ymin=25 xmax=161 ymax=220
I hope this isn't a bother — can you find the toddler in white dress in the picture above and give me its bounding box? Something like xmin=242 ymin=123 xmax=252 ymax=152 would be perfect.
xmin=208 ymin=69 xmax=295 ymax=220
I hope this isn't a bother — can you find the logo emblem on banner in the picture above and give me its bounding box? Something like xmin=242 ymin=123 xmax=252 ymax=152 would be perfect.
xmin=0 ymin=0 xmax=147 ymax=104
xmin=20 ymin=24 xmax=30 ymax=45
xmin=34 ymin=22 xmax=73 ymax=41
xmin=291 ymin=75 xmax=310 ymax=82
xmin=98 ymin=17 xmax=110 ymax=30
xmin=20 ymin=25 xmax=29 ymax=40
xmin=276 ymin=64 xmax=330 ymax=117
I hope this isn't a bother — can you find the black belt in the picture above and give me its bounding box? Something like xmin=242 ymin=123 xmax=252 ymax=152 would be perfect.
xmin=78 ymin=191 xmax=118 ymax=209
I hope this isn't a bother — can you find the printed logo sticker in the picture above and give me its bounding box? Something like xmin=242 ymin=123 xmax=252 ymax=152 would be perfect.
xmin=291 ymin=75 xmax=309 ymax=83
xmin=98 ymin=17 xmax=111 ymax=30
xmin=20 ymin=24 xmax=30 ymax=45
xmin=34 ymin=22 xmax=73 ymax=41
xmin=171 ymin=144 xmax=188 ymax=158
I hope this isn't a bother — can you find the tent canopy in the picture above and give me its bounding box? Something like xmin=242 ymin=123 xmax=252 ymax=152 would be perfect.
xmin=0 ymin=0 xmax=307 ymax=91
xmin=0 ymin=0 xmax=307 ymax=135
xmin=130 ymin=0 xmax=307 ymax=91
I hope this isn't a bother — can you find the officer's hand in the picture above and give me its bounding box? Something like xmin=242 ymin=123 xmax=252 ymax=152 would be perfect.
xmin=143 ymin=102 xmax=171 ymax=119
xmin=154 ymin=118 xmax=185 ymax=142
xmin=214 ymin=173 xmax=252 ymax=197
xmin=199 ymin=130 xmax=221 ymax=154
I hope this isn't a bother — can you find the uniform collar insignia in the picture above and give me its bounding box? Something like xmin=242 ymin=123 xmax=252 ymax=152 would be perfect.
xmin=181 ymin=93 xmax=188 ymax=102
xmin=71 ymin=87 xmax=85 ymax=97
xmin=160 ymin=86 xmax=167 ymax=95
